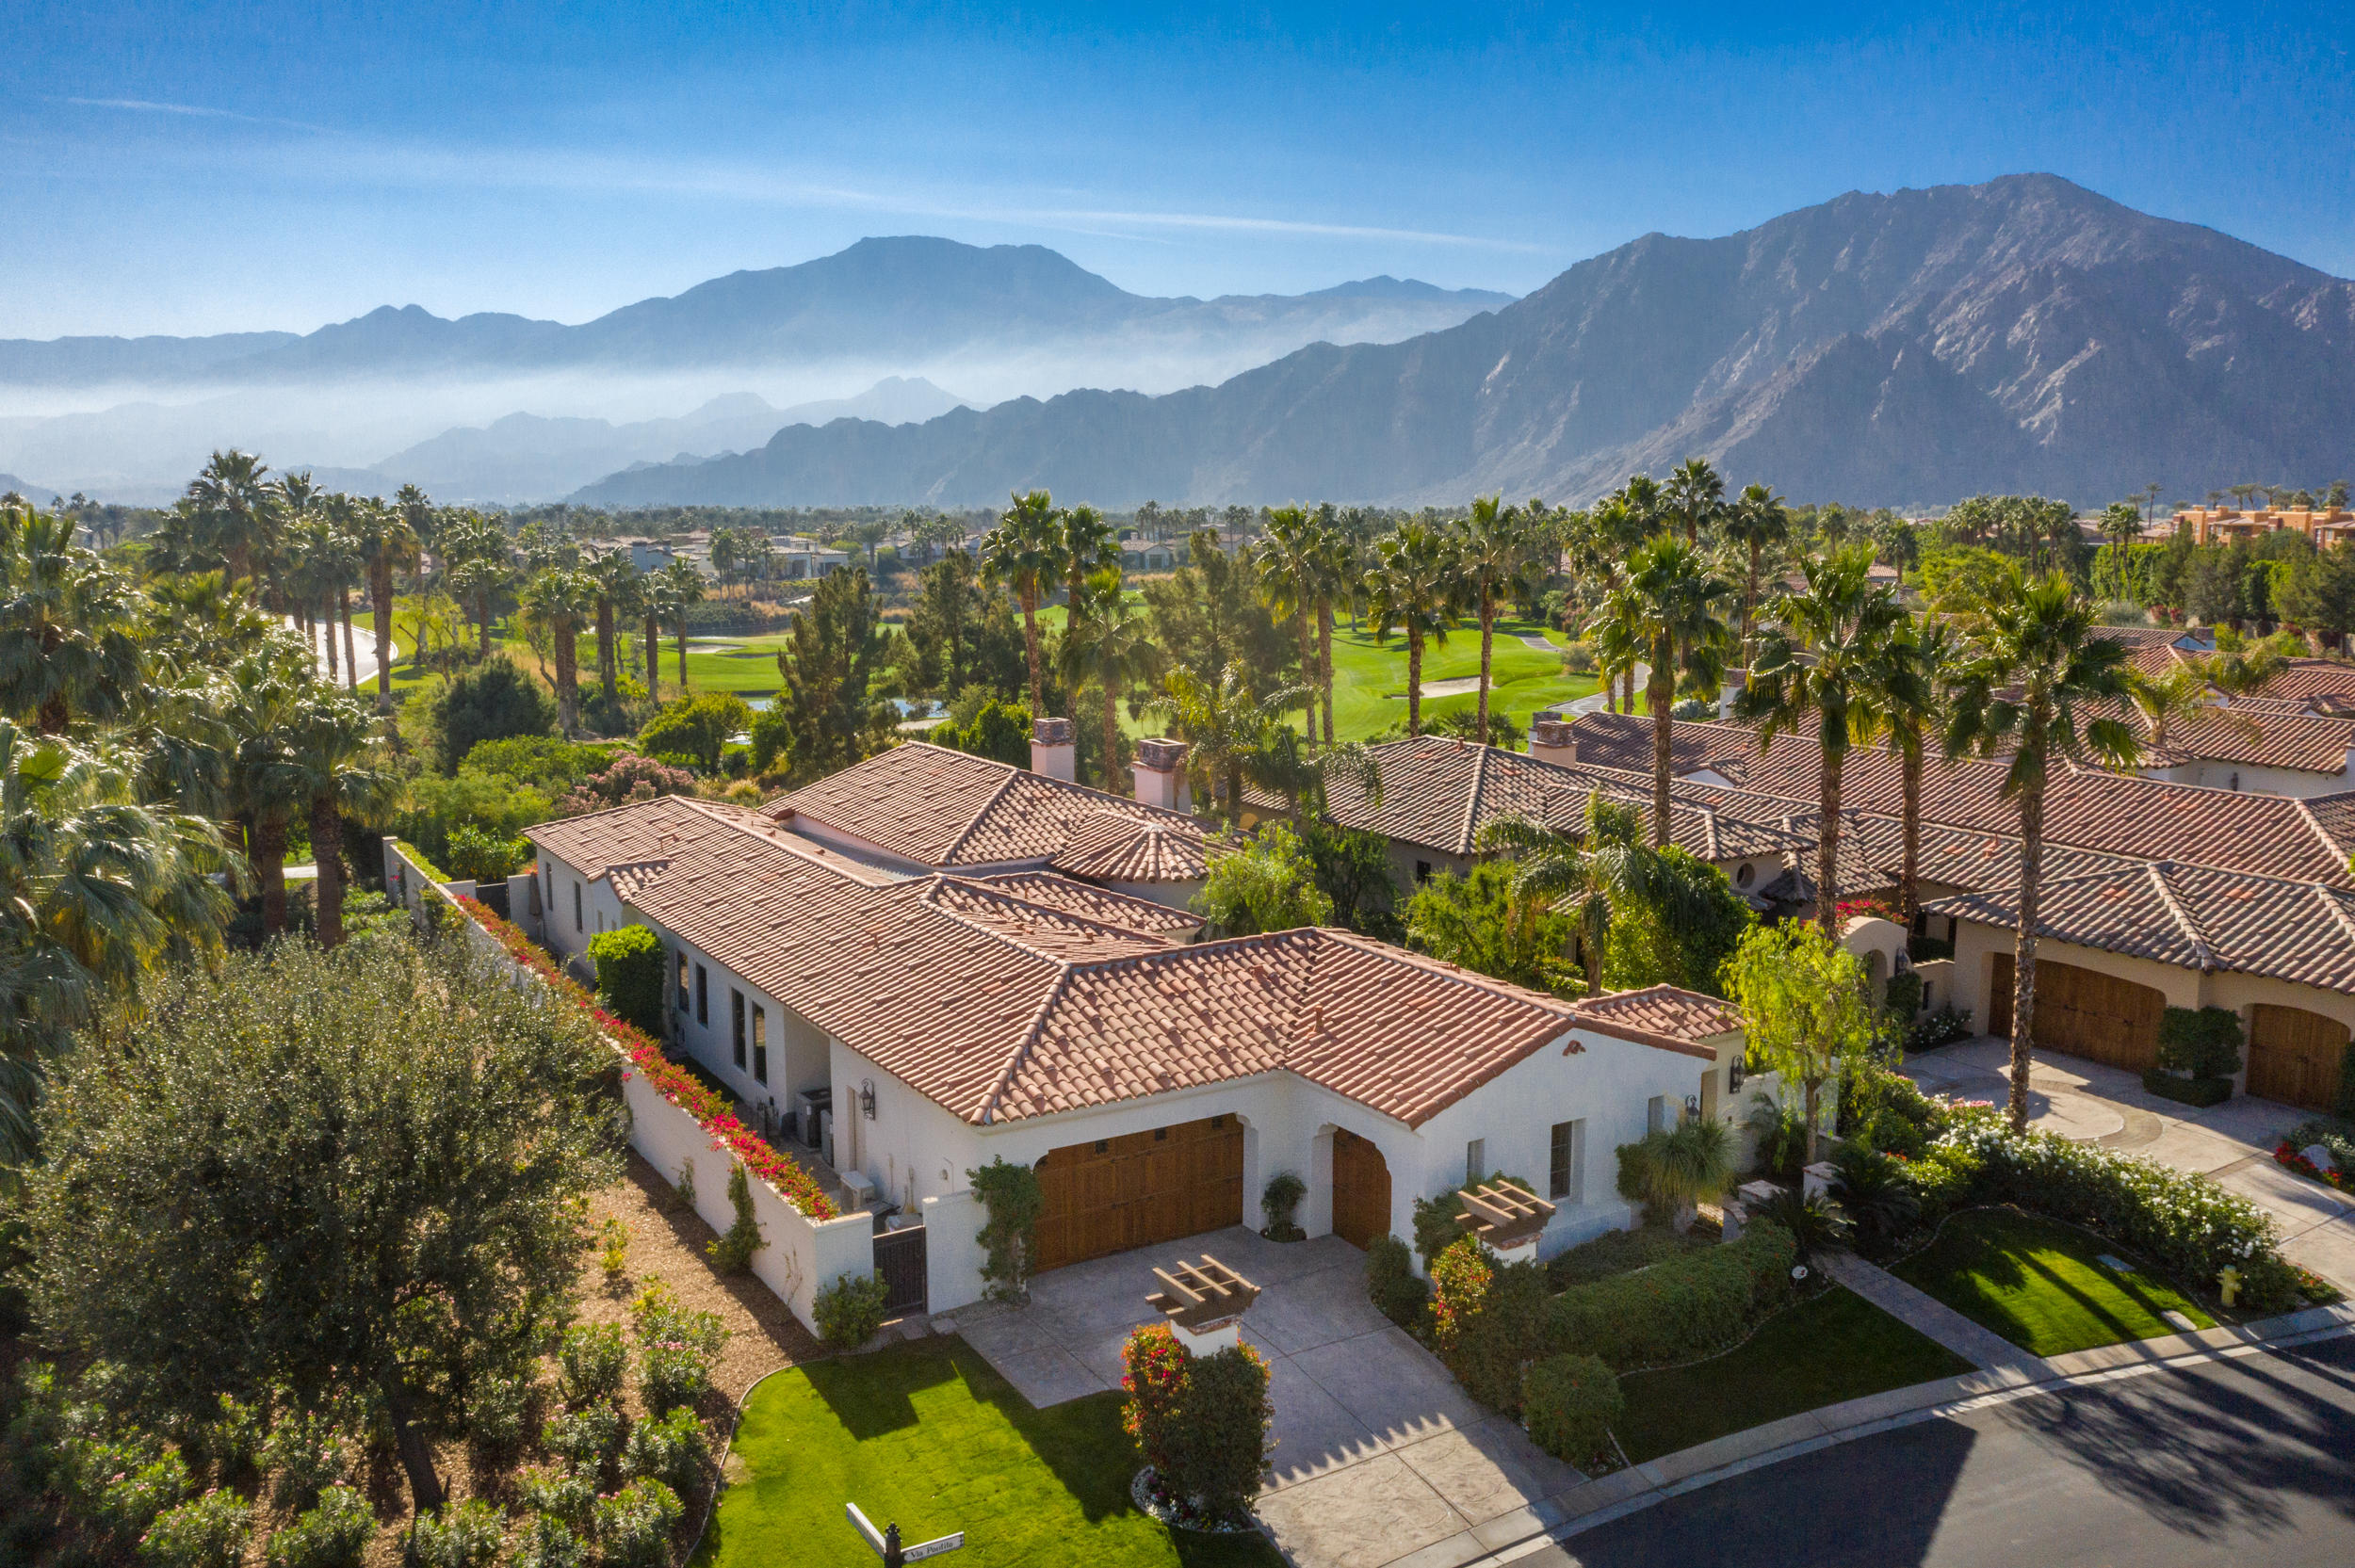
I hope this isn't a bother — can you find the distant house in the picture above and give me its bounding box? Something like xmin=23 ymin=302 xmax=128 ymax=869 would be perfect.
xmin=1121 ymin=538 xmax=1178 ymax=573
xmin=2176 ymin=505 xmax=2355 ymax=548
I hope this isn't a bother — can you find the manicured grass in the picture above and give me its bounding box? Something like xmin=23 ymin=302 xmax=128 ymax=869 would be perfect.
xmin=698 ymin=1337 xmax=1280 ymax=1568
xmin=1891 ymin=1207 xmax=2216 ymax=1357
xmin=1307 ymin=617 xmax=1596 ymax=740
xmin=1610 ymin=1286 xmax=1973 ymax=1463
xmin=382 ymin=598 xmax=794 ymax=699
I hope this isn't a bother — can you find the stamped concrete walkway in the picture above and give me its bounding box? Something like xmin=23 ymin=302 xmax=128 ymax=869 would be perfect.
xmin=1904 ymin=1036 xmax=2355 ymax=1289
xmin=1819 ymin=1253 xmax=2043 ymax=1373
xmin=950 ymin=1225 xmax=1582 ymax=1568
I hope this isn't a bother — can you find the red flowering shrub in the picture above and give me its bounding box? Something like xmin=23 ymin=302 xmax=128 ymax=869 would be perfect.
xmin=1427 ymin=1237 xmax=1492 ymax=1358
xmin=1120 ymin=1323 xmax=1189 ymax=1475
xmin=2277 ymin=1141 xmax=2354 ymax=1196
xmin=449 ymin=897 xmax=835 ymax=1220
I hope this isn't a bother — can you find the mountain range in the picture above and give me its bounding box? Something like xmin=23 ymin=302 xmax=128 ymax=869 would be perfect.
xmin=573 ymin=175 xmax=2355 ymax=511
xmin=0 ymin=242 xmax=1513 ymax=389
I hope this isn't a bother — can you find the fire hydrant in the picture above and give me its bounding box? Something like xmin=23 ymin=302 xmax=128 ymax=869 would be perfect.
xmin=2219 ymin=1266 xmax=2241 ymax=1308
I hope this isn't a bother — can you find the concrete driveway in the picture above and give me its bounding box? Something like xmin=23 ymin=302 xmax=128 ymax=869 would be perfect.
xmin=950 ymin=1224 xmax=1583 ymax=1568
xmin=1904 ymin=1038 xmax=2355 ymax=1289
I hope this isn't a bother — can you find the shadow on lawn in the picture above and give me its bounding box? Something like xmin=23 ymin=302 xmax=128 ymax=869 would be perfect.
xmin=1901 ymin=1208 xmax=2197 ymax=1351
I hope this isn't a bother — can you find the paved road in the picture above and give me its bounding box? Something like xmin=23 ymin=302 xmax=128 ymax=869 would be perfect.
xmin=1526 ymin=1336 xmax=2355 ymax=1568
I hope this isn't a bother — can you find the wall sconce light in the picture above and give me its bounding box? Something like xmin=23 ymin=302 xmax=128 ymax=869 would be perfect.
xmin=1729 ymin=1059 xmax=1746 ymax=1092
xmin=859 ymin=1079 xmax=878 ymax=1121
xmin=1683 ymin=1094 xmax=1701 ymax=1122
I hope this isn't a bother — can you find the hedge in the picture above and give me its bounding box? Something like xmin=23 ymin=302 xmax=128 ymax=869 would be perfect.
xmin=1544 ymin=1220 xmax=1797 ymax=1369
xmin=1365 ymin=1234 xmax=1430 ymax=1329
xmin=2141 ymin=1069 xmax=2233 ymax=1108
xmin=1930 ymin=1112 xmax=2299 ymax=1312
xmin=2155 ymin=1006 xmax=2243 ymax=1079
xmin=588 ymin=925 xmax=667 ymax=1037
xmin=1521 ymin=1354 xmax=1623 ymax=1467
xmin=393 ymin=839 xmax=451 ymax=884
xmin=1428 ymin=1238 xmax=1552 ymax=1412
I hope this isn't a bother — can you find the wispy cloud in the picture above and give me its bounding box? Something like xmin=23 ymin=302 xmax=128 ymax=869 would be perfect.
xmin=58 ymin=96 xmax=326 ymax=133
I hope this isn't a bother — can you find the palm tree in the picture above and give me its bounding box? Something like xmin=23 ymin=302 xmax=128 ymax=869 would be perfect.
xmin=1723 ymin=483 xmax=1790 ymax=663
xmin=1881 ymin=615 xmax=1958 ymax=931
xmin=520 ymin=568 xmax=596 ymax=736
xmin=221 ymin=646 xmax=310 ymax=937
xmin=437 ymin=511 xmax=511 ymax=658
xmin=642 ymin=573 xmax=673 ymax=703
xmin=0 ymin=719 xmax=233 ymax=1159
xmin=587 ymin=550 xmax=641 ymax=707
xmin=2127 ymin=661 xmax=2224 ymax=751
xmin=2198 ymin=639 xmax=2285 ymax=699
xmin=1456 ymin=495 xmax=1545 ymax=746
xmin=0 ymin=504 xmax=144 ymax=734
xmin=1253 ymin=506 xmax=1325 ymax=737
xmin=1149 ymin=661 xmax=1305 ymax=820
xmin=1474 ymin=791 xmax=1682 ymax=996
xmin=1942 ymin=567 xmax=2139 ymax=1133
xmin=1735 ymin=545 xmax=1911 ymax=926
xmin=1060 ymin=566 xmax=1161 ymax=791
xmin=1665 ymin=457 xmax=1725 ymax=548
xmin=658 ymin=558 xmax=706 ymax=692
xmin=981 ymin=490 xmax=1067 ymax=719
xmin=291 ymin=689 xmax=398 ymax=948
xmin=1363 ymin=521 xmax=1465 ymax=736
xmin=351 ymin=497 xmax=419 ymax=708
xmin=1618 ymin=536 xmax=1732 ymax=846
xmin=2098 ymin=502 xmax=2142 ymax=582
xmin=181 ymin=449 xmax=283 ymax=588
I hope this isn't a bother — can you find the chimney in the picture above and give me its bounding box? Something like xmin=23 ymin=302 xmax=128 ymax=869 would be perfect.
xmin=1717 ymin=672 xmax=1746 ymax=722
xmin=1133 ymin=736 xmax=1192 ymax=811
xmin=1031 ymin=717 xmax=1077 ymax=782
xmin=1528 ymin=717 xmax=1577 ymax=768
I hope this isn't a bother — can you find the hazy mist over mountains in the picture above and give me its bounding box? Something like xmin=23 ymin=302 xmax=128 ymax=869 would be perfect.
xmin=577 ymin=176 xmax=2355 ymax=513
xmin=0 ymin=240 xmax=1512 ymax=502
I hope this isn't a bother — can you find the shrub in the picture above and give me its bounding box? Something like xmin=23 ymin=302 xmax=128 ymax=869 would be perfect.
xmin=265 ymin=1487 xmax=375 ymax=1568
xmin=1365 ymin=1234 xmax=1430 ymax=1330
xmin=1521 ymin=1354 xmax=1623 ymax=1467
xmin=638 ymin=693 xmax=754 ymax=776
xmin=2287 ymin=1117 xmax=2355 ymax=1175
xmin=555 ymin=754 xmax=697 ymax=817
xmin=813 ymin=1270 xmax=889 ymax=1350
xmin=516 ymin=1463 xmax=596 ymax=1530
xmin=588 ymin=925 xmax=666 ymax=1037
xmin=407 ymin=1500 xmax=503 ymax=1568
xmin=1827 ymin=1147 xmax=1921 ymax=1256
xmin=465 ymin=1369 xmax=537 ymax=1457
xmin=1119 ymin=1323 xmax=1189 ymax=1476
xmin=622 ymin=1407 xmax=709 ymax=1498
xmin=511 ymin=1514 xmax=589 ymax=1568
xmin=1906 ymin=934 xmax=1955 ymax=963
xmin=1542 ymin=1225 xmax=1695 ymax=1289
xmin=433 ymin=655 xmax=557 ymax=773
xmin=558 ymin=1325 xmax=628 ymax=1409
xmin=598 ymin=1218 xmax=633 ymax=1285
xmin=629 ymin=1282 xmax=729 ymax=1414
xmin=260 ymin=1411 xmax=347 ymax=1511
xmin=968 ymin=1156 xmax=1044 ymax=1303
xmin=2156 ymin=1006 xmax=2244 ymax=1079
xmin=71 ymin=1438 xmax=190 ymax=1544
xmin=1615 ymin=1120 xmax=1733 ymax=1227
xmin=1444 ymin=1255 xmax=1551 ymax=1413
xmin=1259 ymin=1170 xmax=1307 ymax=1241
xmin=1546 ymin=1220 xmax=1796 ymax=1369
xmin=1744 ymin=1094 xmax=1810 ymax=1182
xmin=1897 ymin=1140 xmax=1984 ymax=1226
xmin=1427 ymin=1237 xmax=1492 ymax=1359
xmin=138 ymin=1489 xmax=252 ymax=1568
xmin=706 ymin=1162 xmax=767 ymax=1275
xmin=4 ymin=1362 xmax=67 ymax=1493
xmin=1165 ymin=1345 xmax=1273 ymax=1520
xmin=592 ymin=1478 xmax=682 ymax=1568
xmin=1881 ymin=969 xmax=1924 ymax=1022
xmin=1907 ymin=1004 xmax=1974 ymax=1051
xmin=542 ymin=1404 xmax=624 ymax=1479
xmin=2142 ymin=1069 xmax=2233 ymax=1107
xmin=444 ymin=821 xmax=533 ymax=882
xmin=198 ymin=1393 xmax=266 ymax=1479
xmin=1750 ymin=1185 xmax=1851 ymax=1260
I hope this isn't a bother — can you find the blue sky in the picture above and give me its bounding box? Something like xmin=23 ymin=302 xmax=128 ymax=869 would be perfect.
xmin=3 ymin=1 xmax=2350 ymax=338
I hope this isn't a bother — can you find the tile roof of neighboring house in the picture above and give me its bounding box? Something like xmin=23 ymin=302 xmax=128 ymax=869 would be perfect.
xmin=1319 ymin=736 xmax=1814 ymax=864
xmin=1567 ymin=987 xmax=1740 ymax=1054
xmin=538 ymin=795 xmax=1729 ymax=1128
xmin=527 ymin=795 xmax=773 ymax=879
xmin=768 ymin=742 xmax=1218 ymax=880
xmin=1048 ymin=809 xmax=1218 ymax=883
xmin=2237 ymin=660 xmax=2355 ymax=703
xmin=1925 ymin=863 xmax=2355 ymax=996
xmin=953 ymin=871 xmax=1203 ymax=937
xmin=2142 ymin=705 xmax=2355 ymax=775
xmin=1566 ymin=713 xmax=2355 ymax=886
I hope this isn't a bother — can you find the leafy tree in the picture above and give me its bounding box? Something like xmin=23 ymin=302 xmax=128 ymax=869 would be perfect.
xmin=1476 ymin=791 xmax=1695 ymax=996
xmin=767 ymin=565 xmax=896 ymax=784
xmin=905 ymin=549 xmax=1025 ymax=699
xmin=980 ymin=489 xmax=1066 ymax=720
xmin=1601 ymin=847 xmax=1753 ymax=997
xmin=1722 ymin=921 xmax=1877 ymax=1163
xmin=1296 ymin=813 xmax=1400 ymax=939
xmin=24 ymin=937 xmax=623 ymax=1512
xmin=930 ymin=697 xmax=1031 ymax=768
xmin=1191 ymin=823 xmax=1335 ymax=937
xmin=1735 ymin=545 xmax=1912 ymax=925
xmin=1942 ymin=566 xmax=2138 ymax=1133
xmin=636 ymin=691 xmax=752 ymax=775
xmin=1402 ymin=860 xmax=1575 ymax=995
xmin=430 ymin=655 xmax=556 ymax=774
xmin=1142 ymin=530 xmax=1294 ymax=701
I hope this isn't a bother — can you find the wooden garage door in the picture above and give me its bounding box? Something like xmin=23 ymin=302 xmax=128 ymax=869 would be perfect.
xmin=1990 ymin=953 xmax=2166 ymax=1073
xmin=1330 ymin=1128 xmax=1392 ymax=1250
xmin=1032 ymin=1115 xmax=1244 ymax=1272
xmin=2248 ymin=1004 xmax=2348 ymax=1111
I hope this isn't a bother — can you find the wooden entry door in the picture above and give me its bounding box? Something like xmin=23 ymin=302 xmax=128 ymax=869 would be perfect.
xmin=1990 ymin=953 xmax=2166 ymax=1073
xmin=1330 ymin=1128 xmax=1391 ymax=1249
xmin=2248 ymin=1004 xmax=2348 ymax=1110
xmin=1031 ymin=1114 xmax=1245 ymax=1272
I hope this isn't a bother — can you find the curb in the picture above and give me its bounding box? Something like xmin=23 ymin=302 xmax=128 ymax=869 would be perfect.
xmin=1441 ymin=1301 xmax=2355 ymax=1568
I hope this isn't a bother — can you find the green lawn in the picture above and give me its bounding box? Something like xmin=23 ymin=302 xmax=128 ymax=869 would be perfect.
xmin=1610 ymin=1286 xmax=1973 ymax=1463
xmin=381 ymin=599 xmax=794 ymax=700
xmin=698 ymin=1338 xmax=1279 ymax=1568
xmin=1891 ymin=1208 xmax=2216 ymax=1357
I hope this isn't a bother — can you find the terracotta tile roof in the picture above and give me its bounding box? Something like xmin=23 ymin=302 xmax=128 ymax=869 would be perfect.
xmin=1047 ymin=809 xmax=1222 ymax=883
xmin=552 ymin=796 xmax=1722 ymax=1128
xmin=1925 ymin=863 xmax=2355 ymax=996
xmin=952 ymin=871 xmax=1203 ymax=937
xmin=527 ymin=795 xmax=768 ymax=879
xmin=2143 ymin=705 xmax=2355 ymax=775
xmin=1566 ymin=987 xmax=1738 ymax=1056
xmin=1320 ymin=736 xmax=1813 ymax=864
xmin=1567 ymin=713 xmax=2355 ymax=886
xmin=2239 ymin=660 xmax=2355 ymax=703
xmin=770 ymin=741 xmax=1213 ymax=881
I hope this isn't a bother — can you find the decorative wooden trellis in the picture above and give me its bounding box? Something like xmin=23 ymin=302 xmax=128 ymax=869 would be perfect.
xmin=1454 ymin=1182 xmax=1556 ymax=1251
xmin=1147 ymin=1255 xmax=1259 ymax=1332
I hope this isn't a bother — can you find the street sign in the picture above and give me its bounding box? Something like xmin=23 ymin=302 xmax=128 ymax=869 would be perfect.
xmin=847 ymin=1502 xmax=964 ymax=1566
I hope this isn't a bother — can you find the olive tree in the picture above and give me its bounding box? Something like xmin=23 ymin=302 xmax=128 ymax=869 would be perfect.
xmin=1721 ymin=921 xmax=1877 ymax=1164
xmin=26 ymin=934 xmax=625 ymax=1512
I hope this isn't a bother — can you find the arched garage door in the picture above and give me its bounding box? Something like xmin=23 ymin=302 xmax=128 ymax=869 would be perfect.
xmin=2248 ymin=1005 xmax=2348 ymax=1111
xmin=1990 ymin=953 xmax=2166 ymax=1073
xmin=1032 ymin=1114 xmax=1244 ymax=1272
xmin=1330 ymin=1128 xmax=1391 ymax=1249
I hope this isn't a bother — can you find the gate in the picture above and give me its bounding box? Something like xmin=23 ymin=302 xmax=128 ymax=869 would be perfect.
xmin=873 ymin=1225 xmax=928 ymax=1317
